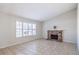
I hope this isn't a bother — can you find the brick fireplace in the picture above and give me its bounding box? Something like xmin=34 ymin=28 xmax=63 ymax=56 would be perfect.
xmin=47 ymin=30 xmax=63 ymax=42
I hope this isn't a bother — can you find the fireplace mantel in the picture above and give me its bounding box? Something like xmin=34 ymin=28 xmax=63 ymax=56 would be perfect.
xmin=47 ymin=30 xmax=63 ymax=42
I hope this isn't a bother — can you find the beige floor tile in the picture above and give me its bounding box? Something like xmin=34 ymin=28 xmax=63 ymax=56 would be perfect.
xmin=0 ymin=39 xmax=78 ymax=55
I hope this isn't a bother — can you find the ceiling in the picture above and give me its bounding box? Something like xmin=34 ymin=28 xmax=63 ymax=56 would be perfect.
xmin=0 ymin=3 xmax=77 ymax=21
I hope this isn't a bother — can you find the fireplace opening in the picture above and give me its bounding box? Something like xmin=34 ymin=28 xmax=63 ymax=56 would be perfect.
xmin=51 ymin=34 xmax=58 ymax=40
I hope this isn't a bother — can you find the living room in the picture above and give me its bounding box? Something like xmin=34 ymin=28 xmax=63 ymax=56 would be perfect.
xmin=0 ymin=3 xmax=78 ymax=55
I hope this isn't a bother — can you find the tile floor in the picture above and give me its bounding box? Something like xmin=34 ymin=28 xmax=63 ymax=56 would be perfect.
xmin=0 ymin=39 xmax=78 ymax=55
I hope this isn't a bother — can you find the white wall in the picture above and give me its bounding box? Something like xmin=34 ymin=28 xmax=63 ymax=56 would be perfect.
xmin=0 ymin=12 xmax=42 ymax=48
xmin=77 ymin=4 xmax=79 ymax=51
xmin=43 ymin=9 xmax=77 ymax=43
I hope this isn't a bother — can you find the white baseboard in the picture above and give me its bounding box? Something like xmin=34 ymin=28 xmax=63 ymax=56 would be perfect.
xmin=0 ymin=39 xmax=39 ymax=49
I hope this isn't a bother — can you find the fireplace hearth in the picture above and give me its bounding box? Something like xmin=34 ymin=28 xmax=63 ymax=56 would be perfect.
xmin=47 ymin=30 xmax=63 ymax=42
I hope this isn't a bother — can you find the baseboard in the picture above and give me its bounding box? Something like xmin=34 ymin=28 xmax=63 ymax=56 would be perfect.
xmin=0 ymin=38 xmax=39 ymax=49
xmin=42 ymin=38 xmax=76 ymax=44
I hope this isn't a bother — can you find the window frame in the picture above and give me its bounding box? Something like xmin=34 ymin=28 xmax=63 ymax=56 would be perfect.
xmin=16 ymin=21 xmax=36 ymax=38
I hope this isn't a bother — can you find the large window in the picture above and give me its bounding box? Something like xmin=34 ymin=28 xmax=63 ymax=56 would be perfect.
xmin=16 ymin=21 xmax=22 ymax=37
xmin=32 ymin=24 xmax=36 ymax=35
xmin=23 ymin=23 xmax=36 ymax=36
xmin=23 ymin=23 xmax=28 ymax=36
xmin=16 ymin=21 xmax=36 ymax=37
